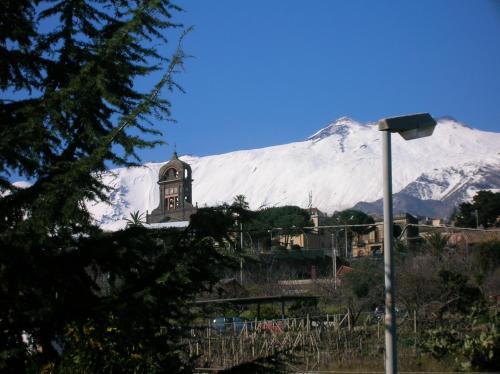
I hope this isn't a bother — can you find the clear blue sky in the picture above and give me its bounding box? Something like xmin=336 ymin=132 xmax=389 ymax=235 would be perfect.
xmin=140 ymin=0 xmax=500 ymax=161
xmin=26 ymin=1 xmax=500 ymax=164
xmin=143 ymin=0 xmax=500 ymax=161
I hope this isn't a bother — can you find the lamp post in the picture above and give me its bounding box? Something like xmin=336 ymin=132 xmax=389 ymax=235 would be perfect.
xmin=378 ymin=113 xmax=437 ymax=374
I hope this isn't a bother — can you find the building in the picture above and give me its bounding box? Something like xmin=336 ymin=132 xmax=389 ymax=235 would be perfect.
xmin=351 ymin=213 xmax=419 ymax=257
xmin=277 ymin=208 xmax=331 ymax=251
xmin=431 ymin=218 xmax=446 ymax=227
xmin=447 ymin=229 xmax=500 ymax=248
xmin=308 ymin=208 xmax=328 ymax=232
xmin=351 ymin=226 xmax=384 ymax=257
xmin=275 ymin=210 xmax=420 ymax=257
xmin=278 ymin=231 xmax=332 ymax=251
xmin=146 ymin=151 xmax=197 ymax=223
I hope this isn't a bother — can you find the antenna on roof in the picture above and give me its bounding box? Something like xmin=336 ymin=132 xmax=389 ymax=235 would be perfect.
xmin=308 ymin=191 xmax=313 ymax=209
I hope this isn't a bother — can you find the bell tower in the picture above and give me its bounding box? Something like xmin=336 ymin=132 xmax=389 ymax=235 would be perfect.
xmin=147 ymin=151 xmax=196 ymax=223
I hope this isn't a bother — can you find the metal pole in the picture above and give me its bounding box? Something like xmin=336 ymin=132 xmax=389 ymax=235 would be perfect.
xmin=240 ymin=257 xmax=243 ymax=285
xmin=240 ymin=222 xmax=243 ymax=284
xmin=240 ymin=222 xmax=243 ymax=251
xmin=331 ymin=232 xmax=334 ymax=276
xmin=334 ymin=247 xmax=337 ymax=290
xmin=331 ymin=232 xmax=337 ymax=290
xmin=334 ymin=252 xmax=337 ymax=290
xmin=382 ymin=130 xmax=397 ymax=374
xmin=344 ymin=225 xmax=348 ymax=258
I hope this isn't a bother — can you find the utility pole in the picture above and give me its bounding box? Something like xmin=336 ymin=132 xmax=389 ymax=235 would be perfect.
xmin=474 ymin=209 xmax=479 ymax=229
xmin=240 ymin=222 xmax=243 ymax=285
xmin=240 ymin=222 xmax=244 ymax=251
xmin=344 ymin=225 xmax=348 ymax=258
xmin=331 ymin=232 xmax=337 ymax=290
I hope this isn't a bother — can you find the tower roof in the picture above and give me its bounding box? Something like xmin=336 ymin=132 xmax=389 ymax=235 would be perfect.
xmin=158 ymin=150 xmax=192 ymax=178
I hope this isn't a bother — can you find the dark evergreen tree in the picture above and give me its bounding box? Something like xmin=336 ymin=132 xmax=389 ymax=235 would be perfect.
xmin=53 ymin=226 xmax=230 ymax=373
xmin=0 ymin=0 xmax=40 ymax=92
xmin=244 ymin=206 xmax=312 ymax=250
xmin=0 ymin=1 xmax=225 ymax=372
xmin=325 ymin=209 xmax=375 ymax=256
xmin=326 ymin=209 xmax=375 ymax=235
xmin=231 ymin=194 xmax=255 ymax=223
xmin=453 ymin=190 xmax=500 ymax=228
xmin=252 ymin=205 xmax=312 ymax=230
xmin=1 ymin=0 xmax=188 ymax=232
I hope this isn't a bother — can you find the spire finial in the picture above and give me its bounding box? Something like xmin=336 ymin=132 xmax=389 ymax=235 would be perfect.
xmin=172 ymin=143 xmax=178 ymax=159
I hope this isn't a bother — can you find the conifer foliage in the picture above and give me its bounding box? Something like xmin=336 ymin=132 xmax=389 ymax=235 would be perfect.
xmin=1 ymin=0 xmax=186 ymax=230
xmin=0 ymin=1 xmax=224 ymax=372
xmin=453 ymin=190 xmax=500 ymax=228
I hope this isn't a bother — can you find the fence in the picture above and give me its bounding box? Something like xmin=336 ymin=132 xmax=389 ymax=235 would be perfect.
xmin=187 ymin=310 xmax=420 ymax=371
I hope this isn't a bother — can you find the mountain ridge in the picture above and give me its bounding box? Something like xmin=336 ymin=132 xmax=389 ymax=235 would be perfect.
xmin=86 ymin=117 xmax=500 ymax=230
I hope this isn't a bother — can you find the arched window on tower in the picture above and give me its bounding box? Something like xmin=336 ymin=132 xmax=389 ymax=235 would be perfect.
xmin=166 ymin=168 xmax=178 ymax=180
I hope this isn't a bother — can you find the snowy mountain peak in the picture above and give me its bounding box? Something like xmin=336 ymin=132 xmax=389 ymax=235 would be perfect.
xmin=332 ymin=116 xmax=359 ymax=125
xmin=435 ymin=116 xmax=472 ymax=130
xmin=308 ymin=117 xmax=362 ymax=141
xmin=84 ymin=116 xmax=500 ymax=230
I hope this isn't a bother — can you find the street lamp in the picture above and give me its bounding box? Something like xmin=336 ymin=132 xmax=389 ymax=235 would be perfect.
xmin=378 ymin=113 xmax=437 ymax=374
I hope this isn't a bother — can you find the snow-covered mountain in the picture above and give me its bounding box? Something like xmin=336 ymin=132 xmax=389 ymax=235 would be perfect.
xmin=353 ymin=161 xmax=500 ymax=218
xmin=88 ymin=117 xmax=500 ymax=230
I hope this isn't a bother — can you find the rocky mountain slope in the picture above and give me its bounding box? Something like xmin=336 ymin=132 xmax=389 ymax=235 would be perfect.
xmin=353 ymin=162 xmax=500 ymax=218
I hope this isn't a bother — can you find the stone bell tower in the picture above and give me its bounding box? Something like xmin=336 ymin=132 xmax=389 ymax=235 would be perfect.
xmin=147 ymin=151 xmax=197 ymax=223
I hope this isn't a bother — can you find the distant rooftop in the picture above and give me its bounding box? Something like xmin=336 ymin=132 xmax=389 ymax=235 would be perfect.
xmin=144 ymin=221 xmax=189 ymax=229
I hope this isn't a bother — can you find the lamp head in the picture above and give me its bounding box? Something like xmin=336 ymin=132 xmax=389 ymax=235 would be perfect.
xmin=378 ymin=113 xmax=437 ymax=140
